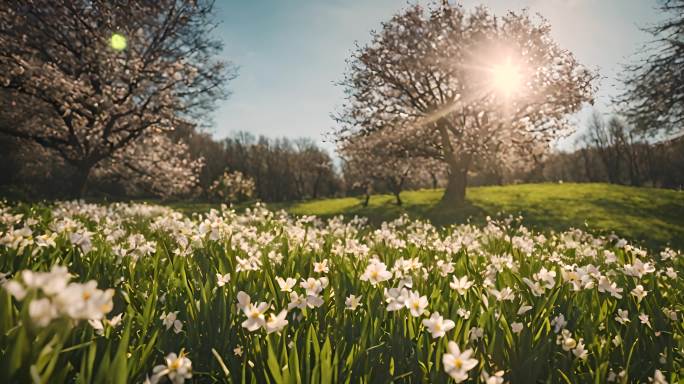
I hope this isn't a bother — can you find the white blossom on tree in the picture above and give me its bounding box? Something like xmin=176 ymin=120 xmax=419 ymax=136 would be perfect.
xmin=334 ymin=3 xmax=596 ymax=205
xmin=93 ymin=132 xmax=204 ymax=198
xmin=0 ymin=0 xmax=236 ymax=197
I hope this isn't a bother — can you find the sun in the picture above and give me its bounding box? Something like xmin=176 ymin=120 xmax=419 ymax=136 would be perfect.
xmin=110 ymin=33 xmax=127 ymax=51
xmin=490 ymin=57 xmax=523 ymax=97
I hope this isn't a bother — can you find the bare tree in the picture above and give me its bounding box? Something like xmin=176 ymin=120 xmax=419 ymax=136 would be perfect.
xmin=618 ymin=0 xmax=684 ymax=136
xmin=334 ymin=3 xmax=595 ymax=205
xmin=0 ymin=0 xmax=235 ymax=196
xmin=584 ymin=112 xmax=623 ymax=184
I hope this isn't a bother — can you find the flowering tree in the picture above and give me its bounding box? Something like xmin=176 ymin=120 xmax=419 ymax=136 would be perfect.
xmin=209 ymin=170 xmax=256 ymax=204
xmin=334 ymin=3 xmax=595 ymax=205
xmin=0 ymin=0 xmax=235 ymax=197
xmin=339 ymin=132 xmax=444 ymax=206
xmin=93 ymin=133 xmax=204 ymax=198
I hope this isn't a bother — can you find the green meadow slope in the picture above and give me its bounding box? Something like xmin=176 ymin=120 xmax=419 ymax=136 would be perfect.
xmin=277 ymin=183 xmax=683 ymax=250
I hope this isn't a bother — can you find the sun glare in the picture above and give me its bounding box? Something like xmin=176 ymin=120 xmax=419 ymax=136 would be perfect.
xmin=490 ymin=58 xmax=522 ymax=97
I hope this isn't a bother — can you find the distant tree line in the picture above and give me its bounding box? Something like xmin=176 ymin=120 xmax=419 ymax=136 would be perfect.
xmin=0 ymin=126 xmax=344 ymax=202
xmin=183 ymin=130 xmax=342 ymax=202
xmin=468 ymin=111 xmax=684 ymax=190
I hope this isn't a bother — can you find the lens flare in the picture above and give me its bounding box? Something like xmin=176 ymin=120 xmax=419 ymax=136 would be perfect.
xmin=110 ymin=33 xmax=127 ymax=51
xmin=490 ymin=58 xmax=522 ymax=97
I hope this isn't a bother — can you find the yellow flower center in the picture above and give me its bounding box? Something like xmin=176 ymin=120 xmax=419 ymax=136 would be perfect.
xmin=454 ymin=357 xmax=463 ymax=370
xmin=564 ymin=338 xmax=576 ymax=349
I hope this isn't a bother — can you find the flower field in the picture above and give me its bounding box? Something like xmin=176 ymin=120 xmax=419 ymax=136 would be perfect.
xmin=0 ymin=201 xmax=682 ymax=383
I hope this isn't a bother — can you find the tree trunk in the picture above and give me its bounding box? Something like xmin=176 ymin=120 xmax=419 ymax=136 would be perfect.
xmin=394 ymin=192 xmax=402 ymax=206
xmin=440 ymin=164 xmax=468 ymax=206
xmin=70 ymin=164 xmax=92 ymax=198
xmin=362 ymin=183 xmax=371 ymax=207
xmin=436 ymin=123 xmax=469 ymax=206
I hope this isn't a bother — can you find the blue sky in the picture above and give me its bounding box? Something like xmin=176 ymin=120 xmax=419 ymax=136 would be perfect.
xmin=211 ymin=0 xmax=662 ymax=153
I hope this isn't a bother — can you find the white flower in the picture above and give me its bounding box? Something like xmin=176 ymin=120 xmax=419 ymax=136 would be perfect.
xmin=3 ymin=280 xmax=26 ymax=300
xmin=457 ymin=308 xmax=471 ymax=319
xmin=237 ymin=291 xmax=251 ymax=310
xmin=173 ymin=319 xmax=183 ymax=334
xmin=557 ymin=329 xmax=577 ymax=351
xmin=160 ymin=311 xmax=177 ymax=329
xmin=612 ymin=334 xmax=622 ymax=347
xmin=109 ymin=313 xmax=124 ymax=328
xmin=597 ymin=276 xmax=623 ymax=299
xmin=624 ymin=258 xmax=655 ymax=278
xmin=405 ymin=291 xmax=428 ymax=317
xmin=313 ymin=259 xmax=329 ymax=274
xmin=665 ymin=267 xmax=677 ymax=279
xmin=551 ymin=314 xmax=567 ymax=333
xmin=345 ymin=294 xmax=362 ymax=310
xmin=481 ymin=370 xmax=505 ymax=384
xmin=517 ymin=305 xmax=533 ymax=315
xmin=360 ymin=260 xmax=392 ymax=285
xmin=54 ymin=280 xmax=114 ymax=320
xmin=241 ymin=302 xmax=269 ymax=332
xmin=69 ymin=231 xmax=93 ymax=254
xmin=631 ymin=285 xmax=648 ymax=303
xmin=276 ymin=277 xmax=297 ymax=293
xmin=89 ymin=313 xmax=123 ymax=335
xmin=469 ymin=327 xmax=484 ymax=341
xmin=572 ymin=339 xmax=588 ymax=359
xmin=233 ymin=345 xmax=243 ymax=357
xmin=615 ymin=309 xmax=630 ymax=325
xmin=384 ymin=287 xmax=408 ymax=312
xmin=436 ymin=260 xmax=454 ymax=276
xmin=265 ymin=310 xmax=289 ymax=334
xmin=489 ymin=287 xmax=515 ymax=302
xmin=287 ymin=291 xmax=307 ymax=310
xmin=89 ymin=318 xmax=105 ymax=335
xmin=160 ymin=311 xmax=183 ymax=334
xmin=216 ymin=273 xmax=231 ymax=287
xmin=442 ymin=341 xmax=478 ymax=383
xmin=449 ymin=276 xmax=473 ymax=295
xmin=639 ymin=313 xmax=652 ymax=328
xmin=150 ymin=352 xmax=192 ymax=384
xmin=23 ymin=266 xmax=70 ymax=295
xmin=511 ymin=322 xmax=524 ymax=334
xmin=650 ymin=369 xmax=667 ymax=384
xmin=534 ymin=267 xmax=556 ymax=289
xmin=300 ymin=277 xmax=324 ymax=296
xmin=29 ymin=298 xmax=57 ymax=327
xmin=422 ymin=312 xmax=455 ymax=338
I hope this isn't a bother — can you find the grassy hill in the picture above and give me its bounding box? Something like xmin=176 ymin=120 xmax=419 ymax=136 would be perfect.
xmin=275 ymin=183 xmax=683 ymax=250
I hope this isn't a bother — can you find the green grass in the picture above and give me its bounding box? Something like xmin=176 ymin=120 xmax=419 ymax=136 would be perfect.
xmin=276 ymin=183 xmax=684 ymax=250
